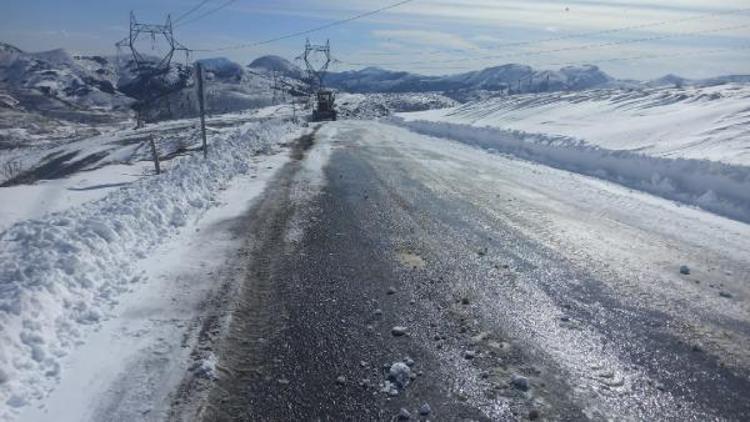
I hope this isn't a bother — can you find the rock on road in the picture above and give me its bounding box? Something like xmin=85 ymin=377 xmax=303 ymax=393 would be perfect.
xmin=180 ymin=121 xmax=750 ymax=421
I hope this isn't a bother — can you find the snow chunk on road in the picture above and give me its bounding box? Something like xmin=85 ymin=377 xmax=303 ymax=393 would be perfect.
xmin=0 ymin=119 xmax=298 ymax=419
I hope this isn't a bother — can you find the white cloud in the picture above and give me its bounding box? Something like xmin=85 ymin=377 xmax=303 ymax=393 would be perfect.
xmin=372 ymin=29 xmax=479 ymax=50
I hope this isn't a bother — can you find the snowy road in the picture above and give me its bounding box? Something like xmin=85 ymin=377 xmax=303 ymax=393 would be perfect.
xmin=185 ymin=121 xmax=750 ymax=420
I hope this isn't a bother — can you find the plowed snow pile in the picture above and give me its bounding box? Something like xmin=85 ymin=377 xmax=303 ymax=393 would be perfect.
xmin=0 ymin=119 xmax=297 ymax=417
xmin=396 ymin=84 xmax=750 ymax=222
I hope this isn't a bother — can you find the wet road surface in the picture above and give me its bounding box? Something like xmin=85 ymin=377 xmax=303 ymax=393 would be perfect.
xmin=193 ymin=121 xmax=750 ymax=421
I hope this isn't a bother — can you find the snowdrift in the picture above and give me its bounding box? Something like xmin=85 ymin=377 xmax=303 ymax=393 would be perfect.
xmin=392 ymin=117 xmax=750 ymax=224
xmin=0 ymin=119 xmax=298 ymax=416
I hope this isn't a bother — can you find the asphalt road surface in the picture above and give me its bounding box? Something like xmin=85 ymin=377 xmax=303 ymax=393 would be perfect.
xmin=190 ymin=121 xmax=750 ymax=421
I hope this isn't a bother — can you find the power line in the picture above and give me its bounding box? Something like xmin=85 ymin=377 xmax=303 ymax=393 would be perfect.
xmin=371 ymin=45 xmax=750 ymax=73
xmin=340 ymin=22 xmax=750 ymax=67
xmin=189 ymin=0 xmax=416 ymax=52
xmin=471 ymin=7 xmax=750 ymax=51
xmin=364 ymin=6 xmax=750 ymax=58
xmin=173 ymin=0 xmax=213 ymax=24
xmin=175 ymin=0 xmax=240 ymax=27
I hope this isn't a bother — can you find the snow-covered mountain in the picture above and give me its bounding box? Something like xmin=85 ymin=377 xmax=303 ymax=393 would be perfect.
xmin=248 ymin=55 xmax=305 ymax=79
xmin=326 ymin=63 xmax=617 ymax=95
xmin=0 ymin=46 xmax=307 ymax=132
xmin=0 ymin=45 xmax=132 ymax=116
xmin=196 ymin=57 xmax=244 ymax=80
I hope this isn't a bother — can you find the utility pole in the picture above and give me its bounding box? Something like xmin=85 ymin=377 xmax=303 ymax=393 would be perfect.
xmin=148 ymin=134 xmax=161 ymax=175
xmin=271 ymin=71 xmax=278 ymax=105
xmin=196 ymin=63 xmax=207 ymax=158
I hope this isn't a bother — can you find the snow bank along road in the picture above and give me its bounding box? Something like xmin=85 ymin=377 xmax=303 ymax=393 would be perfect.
xmin=173 ymin=121 xmax=750 ymax=420
xmin=2 ymin=118 xmax=300 ymax=421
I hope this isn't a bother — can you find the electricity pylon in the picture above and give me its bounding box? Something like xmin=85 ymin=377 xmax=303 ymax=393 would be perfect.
xmin=115 ymin=11 xmax=190 ymax=73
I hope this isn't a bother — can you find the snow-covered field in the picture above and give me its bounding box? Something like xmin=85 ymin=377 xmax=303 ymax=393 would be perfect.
xmin=0 ymin=114 xmax=302 ymax=420
xmin=397 ymin=84 xmax=750 ymax=223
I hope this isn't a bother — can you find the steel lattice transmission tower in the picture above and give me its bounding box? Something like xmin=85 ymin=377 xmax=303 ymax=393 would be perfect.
xmin=301 ymin=39 xmax=331 ymax=91
xmin=299 ymin=39 xmax=336 ymax=121
xmin=116 ymin=11 xmax=190 ymax=73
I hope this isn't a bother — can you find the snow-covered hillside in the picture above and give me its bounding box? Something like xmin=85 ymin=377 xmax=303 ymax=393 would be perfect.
xmin=248 ymin=55 xmax=305 ymax=80
xmin=396 ymin=83 xmax=750 ymax=223
xmin=0 ymin=47 xmax=131 ymax=113
xmin=402 ymin=84 xmax=750 ymax=165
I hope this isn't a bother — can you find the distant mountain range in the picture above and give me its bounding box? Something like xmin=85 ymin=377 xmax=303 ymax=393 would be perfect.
xmin=1 ymin=42 xmax=748 ymax=124
xmin=246 ymin=54 xmax=750 ymax=95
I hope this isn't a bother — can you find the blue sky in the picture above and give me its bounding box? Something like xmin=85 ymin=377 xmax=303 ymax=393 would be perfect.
xmin=1 ymin=0 xmax=749 ymax=79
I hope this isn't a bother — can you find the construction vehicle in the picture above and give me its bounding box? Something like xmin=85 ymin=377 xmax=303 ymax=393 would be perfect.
xmin=312 ymin=89 xmax=337 ymax=121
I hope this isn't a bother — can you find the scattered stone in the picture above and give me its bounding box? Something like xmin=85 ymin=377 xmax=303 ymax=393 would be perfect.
xmin=409 ymin=299 xmax=416 ymax=305
xmin=391 ymin=326 xmax=408 ymax=337
xmin=387 ymin=287 xmax=397 ymax=295
xmin=528 ymin=409 xmax=540 ymax=420
xmin=278 ymin=378 xmax=289 ymax=385
xmin=511 ymin=374 xmax=529 ymax=391
xmin=381 ymin=380 xmax=399 ymax=396
xmin=336 ymin=375 xmax=346 ymax=385
xmin=470 ymin=332 xmax=489 ymax=345
xmin=404 ymin=357 xmax=415 ymax=366
xmin=419 ymin=403 xmax=432 ymax=416
xmin=560 ymin=316 xmax=570 ymax=322
xmin=360 ymin=360 xmax=369 ymax=367
xmin=397 ymin=408 xmax=411 ymax=420
xmin=461 ymin=297 xmax=470 ymax=305
xmin=388 ymin=362 xmax=412 ymax=388
xmin=719 ymin=291 xmax=733 ymax=298
xmin=374 ymin=308 xmax=383 ymax=317
xmin=464 ymin=350 xmax=477 ymax=360
xmin=692 ymin=344 xmax=703 ymax=353
xmin=433 ymin=334 xmax=441 ymax=341
xmin=679 ymin=265 xmax=690 ymax=275
xmin=477 ymin=248 xmax=487 ymax=257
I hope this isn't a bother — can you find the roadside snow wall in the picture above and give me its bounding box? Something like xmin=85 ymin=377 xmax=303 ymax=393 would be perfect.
xmin=0 ymin=119 xmax=298 ymax=416
xmin=392 ymin=117 xmax=750 ymax=224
